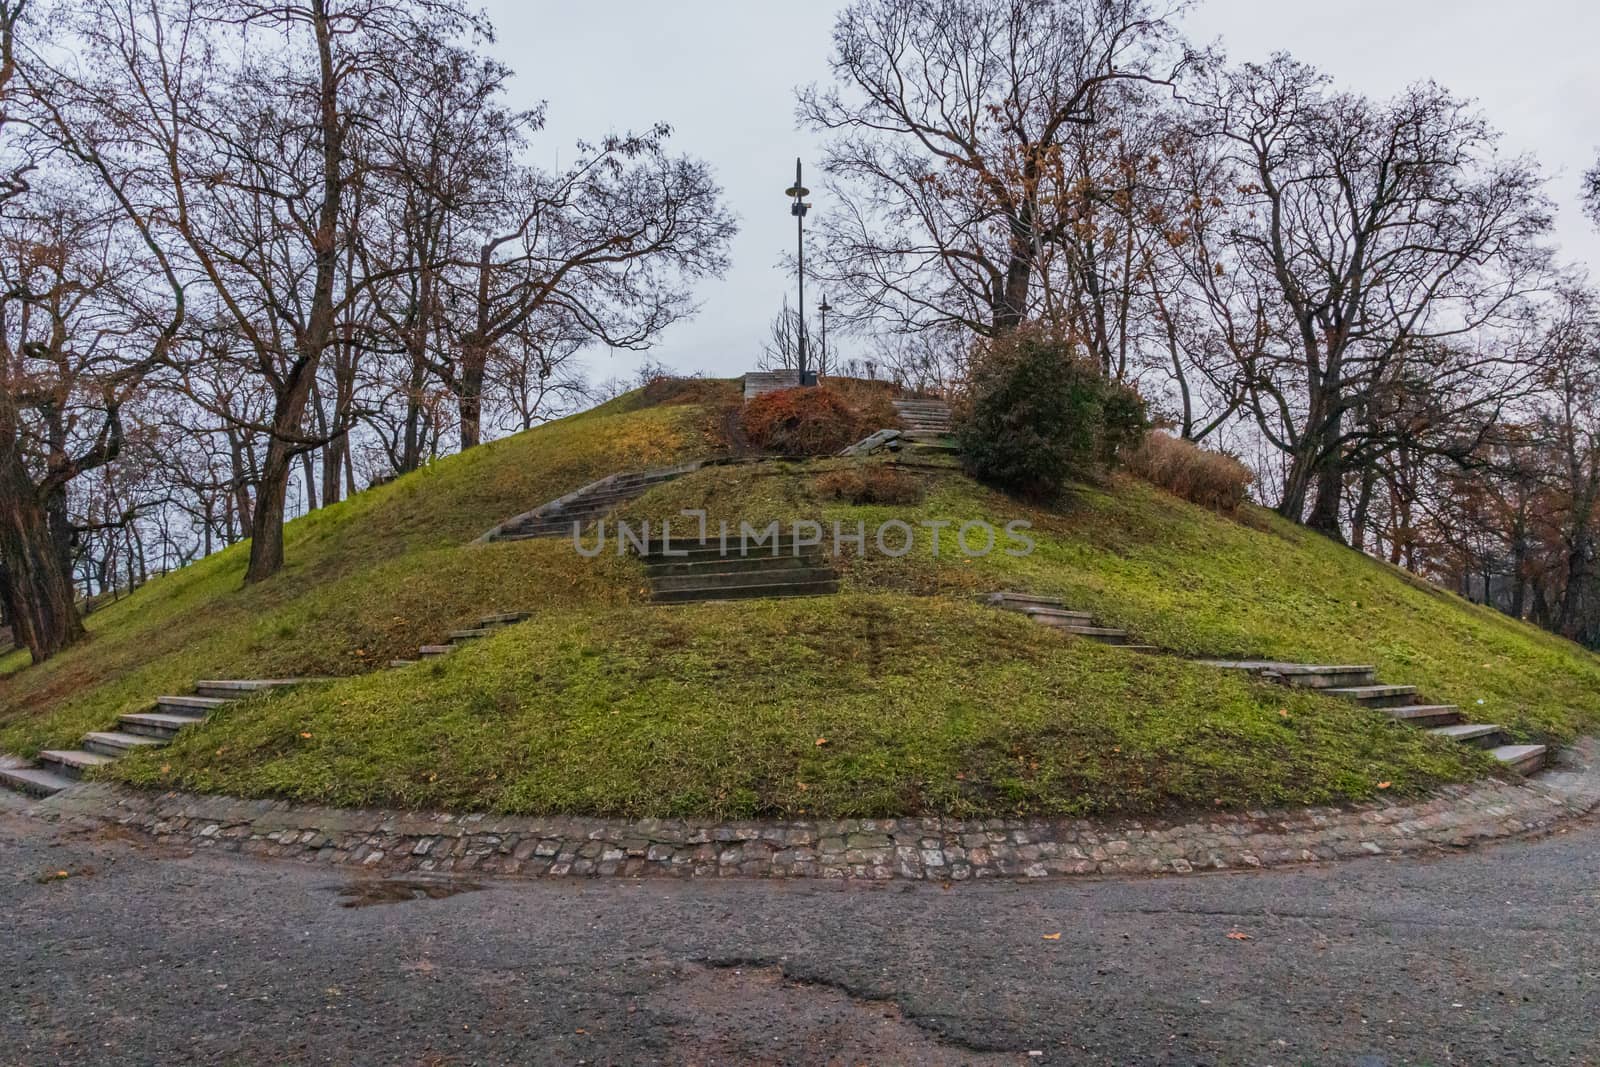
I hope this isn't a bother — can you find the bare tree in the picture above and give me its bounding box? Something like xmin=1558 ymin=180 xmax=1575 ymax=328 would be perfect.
xmin=33 ymin=0 xmax=484 ymax=583
xmin=445 ymin=129 xmax=735 ymax=450
xmin=1175 ymin=56 xmax=1553 ymax=538
xmin=799 ymin=0 xmax=1187 ymax=339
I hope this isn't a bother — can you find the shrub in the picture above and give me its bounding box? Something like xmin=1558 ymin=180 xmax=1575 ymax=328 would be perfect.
xmin=1126 ymin=432 xmax=1255 ymax=512
xmin=956 ymin=326 xmax=1147 ymax=497
xmin=822 ymin=376 xmax=900 ymax=431
xmin=639 ymin=375 xmax=739 ymax=408
xmin=814 ymin=466 xmax=926 ymax=506
xmin=740 ymin=386 xmax=876 ymax=456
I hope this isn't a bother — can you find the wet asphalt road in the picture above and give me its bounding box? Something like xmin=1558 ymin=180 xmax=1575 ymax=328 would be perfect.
xmin=1 ymin=808 xmax=1597 ymax=1066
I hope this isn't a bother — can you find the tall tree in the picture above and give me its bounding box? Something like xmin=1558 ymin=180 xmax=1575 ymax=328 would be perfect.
xmin=1177 ymin=56 xmax=1552 ymax=537
xmin=799 ymin=0 xmax=1187 ymax=339
xmin=445 ymin=129 xmax=735 ymax=450
xmin=33 ymin=0 xmax=484 ymax=583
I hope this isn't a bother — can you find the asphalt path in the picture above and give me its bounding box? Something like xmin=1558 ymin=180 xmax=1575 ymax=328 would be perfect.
xmin=2 ymin=809 xmax=1597 ymax=1065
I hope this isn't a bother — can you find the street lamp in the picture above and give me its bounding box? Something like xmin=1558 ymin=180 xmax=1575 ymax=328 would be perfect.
xmin=817 ymin=295 xmax=832 ymax=378
xmin=785 ymin=158 xmax=812 ymax=384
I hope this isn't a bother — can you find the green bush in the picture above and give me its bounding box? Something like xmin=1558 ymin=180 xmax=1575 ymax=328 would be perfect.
xmin=956 ymin=326 xmax=1147 ymax=496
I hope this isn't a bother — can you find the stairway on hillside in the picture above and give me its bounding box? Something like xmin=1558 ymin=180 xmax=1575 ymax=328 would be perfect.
xmin=481 ymin=465 xmax=696 ymax=542
xmin=0 ymin=679 xmax=308 ymax=800
xmin=389 ymin=611 xmax=532 ymax=668
xmin=640 ymin=536 xmax=841 ymax=604
xmin=985 ymin=592 xmax=1157 ymax=651
xmin=892 ymin=398 xmax=958 ymax=455
xmin=1204 ymin=661 xmax=1549 ymax=774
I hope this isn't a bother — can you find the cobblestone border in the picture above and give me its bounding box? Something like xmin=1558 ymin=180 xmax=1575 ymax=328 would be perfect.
xmin=25 ymin=740 xmax=1600 ymax=882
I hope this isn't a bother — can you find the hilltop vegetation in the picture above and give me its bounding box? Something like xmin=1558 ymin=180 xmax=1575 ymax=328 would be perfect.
xmin=3 ymin=388 xmax=1596 ymax=819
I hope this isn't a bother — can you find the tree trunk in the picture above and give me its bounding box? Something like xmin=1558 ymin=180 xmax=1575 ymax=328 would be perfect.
xmin=245 ymin=376 xmax=316 ymax=584
xmin=246 ymin=434 xmax=295 ymax=584
xmin=299 ymin=448 xmax=318 ymax=512
xmin=1349 ymin=468 xmax=1377 ymax=554
xmin=1305 ymin=463 xmax=1347 ymax=543
xmin=0 ymin=450 xmax=85 ymax=663
xmin=1276 ymin=451 xmax=1314 ymax=524
xmin=458 ymin=341 xmax=488 ymax=452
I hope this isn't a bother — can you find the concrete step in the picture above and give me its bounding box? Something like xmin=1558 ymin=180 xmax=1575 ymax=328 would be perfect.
xmin=497 ymin=526 xmax=583 ymax=541
xmin=193 ymin=679 xmax=305 ymax=700
xmin=652 ymin=579 xmax=842 ymax=604
xmin=650 ymin=567 xmax=838 ymax=594
xmin=120 ymin=712 xmax=206 ymax=740
xmin=1324 ymin=685 xmax=1421 ymax=709
xmin=1014 ymin=605 xmax=1096 ymax=624
xmin=389 ymin=659 xmax=419 ymax=668
xmin=449 ymin=629 xmax=494 ymax=643
xmin=478 ymin=612 xmax=532 ymax=627
xmin=985 ymin=592 xmax=1070 ymax=607
xmin=84 ymin=731 xmax=165 ymax=758
xmin=645 ymin=555 xmax=824 ymax=578
xmin=156 ymin=695 xmax=229 ymax=716
xmin=1201 ymin=662 xmax=1380 ymax=690
xmin=1429 ymin=723 xmax=1508 ymax=748
xmin=1053 ymin=625 xmax=1130 ymax=645
xmin=418 ymin=645 xmax=455 ymax=658
xmin=38 ymin=749 xmax=116 ymax=779
xmin=639 ymin=543 xmax=830 ymax=564
xmin=0 ymin=764 xmax=75 ymax=798
xmin=1383 ymin=705 xmax=1464 ymax=728
xmin=1491 ymin=744 xmax=1548 ymax=775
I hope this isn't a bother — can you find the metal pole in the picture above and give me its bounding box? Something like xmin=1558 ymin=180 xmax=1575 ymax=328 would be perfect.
xmin=795 ymin=159 xmax=808 ymax=383
xmin=819 ymin=296 xmax=831 ymax=378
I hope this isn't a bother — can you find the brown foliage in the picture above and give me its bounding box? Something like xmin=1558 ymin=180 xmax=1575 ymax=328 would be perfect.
xmin=814 ymin=466 xmax=926 ymax=506
xmin=1125 ymin=431 xmax=1254 ymax=512
xmin=639 ymin=376 xmax=740 ymax=408
xmin=822 ymin=376 xmax=901 ymax=429
xmin=739 ymin=386 xmax=882 ymax=456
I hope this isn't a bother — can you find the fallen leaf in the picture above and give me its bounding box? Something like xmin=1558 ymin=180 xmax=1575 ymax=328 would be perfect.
xmin=1227 ymin=931 xmax=1252 ymax=941
xmin=1279 ymin=709 xmax=1291 ymax=718
xmin=1377 ymin=781 xmax=1392 ymax=790
xmin=815 ymin=737 xmax=829 ymax=747
xmin=1042 ymin=932 xmax=1062 ymax=941
xmin=300 ymin=732 xmax=314 ymax=739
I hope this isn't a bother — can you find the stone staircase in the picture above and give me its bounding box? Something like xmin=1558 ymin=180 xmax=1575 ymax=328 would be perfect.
xmin=1203 ymin=661 xmax=1549 ymax=774
xmin=640 ymin=536 xmax=841 ymax=604
xmin=0 ymin=679 xmax=307 ymax=800
xmin=892 ymin=398 xmax=957 ymax=455
xmin=984 ymin=592 xmax=1157 ymax=651
xmin=389 ymin=611 xmax=532 ymax=668
xmin=478 ymin=463 xmax=703 ymax=543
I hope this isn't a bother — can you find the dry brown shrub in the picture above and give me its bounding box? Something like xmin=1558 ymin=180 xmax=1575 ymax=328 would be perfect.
xmin=1126 ymin=431 xmax=1254 ymax=512
xmin=814 ymin=466 xmax=926 ymax=505
xmin=639 ymin=376 xmax=741 ymax=408
xmin=740 ymin=386 xmax=880 ymax=456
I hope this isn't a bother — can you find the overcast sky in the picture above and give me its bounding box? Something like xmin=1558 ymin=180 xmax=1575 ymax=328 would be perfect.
xmin=477 ymin=0 xmax=1600 ymax=383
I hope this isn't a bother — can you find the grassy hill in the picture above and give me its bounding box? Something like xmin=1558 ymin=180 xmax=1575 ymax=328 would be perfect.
xmin=3 ymin=385 xmax=1596 ymax=820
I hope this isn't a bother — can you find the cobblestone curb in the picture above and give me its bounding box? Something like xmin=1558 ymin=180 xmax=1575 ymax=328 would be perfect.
xmin=26 ymin=740 xmax=1600 ymax=882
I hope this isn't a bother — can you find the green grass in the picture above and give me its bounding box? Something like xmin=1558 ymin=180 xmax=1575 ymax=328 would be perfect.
xmin=3 ymin=392 xmax=1597 ymax=820
xmin=112 ymin=596 xmax=1484 ymax=819
xmin=0 ymin=394 xmax=718 ymax=753
xmin=630 ymin=460 xmax=1600 ymax=745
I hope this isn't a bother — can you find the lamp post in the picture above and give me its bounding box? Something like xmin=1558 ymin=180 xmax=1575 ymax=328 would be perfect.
xmin=817 ymin=295 xmax=832 ymax=378
xmin=785 ymin=158 xmax=812 ymax=384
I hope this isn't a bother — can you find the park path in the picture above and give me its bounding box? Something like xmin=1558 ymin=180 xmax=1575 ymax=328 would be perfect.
xmin=3 ymin=806 xmax=1596 ymax=1065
